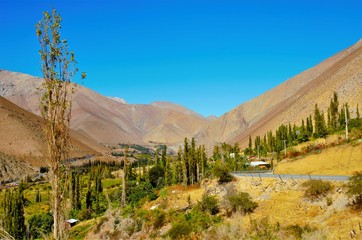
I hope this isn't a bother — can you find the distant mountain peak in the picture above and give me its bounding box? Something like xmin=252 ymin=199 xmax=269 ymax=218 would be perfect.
xmin=150 ymin=101 xmax=205 ymax=119
xmin=207 ymin=115 xmax=218 ymax=120
xmin=107 ymin=96 xmax=128 ymax=104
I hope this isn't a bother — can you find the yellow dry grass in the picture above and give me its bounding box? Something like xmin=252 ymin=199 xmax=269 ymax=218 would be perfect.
xmin=233 ymin=178 xmax=362 ymax=240
xmin=143 ymin=177 xmax=362 ymax=239
xmin=275 ymin=142 xmax=362 ymax=175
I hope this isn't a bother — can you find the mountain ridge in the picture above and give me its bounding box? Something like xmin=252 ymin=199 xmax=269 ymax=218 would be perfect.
xmin=197 ymin=38 xmax=362 ymax=148
xmin=0 ymin=71 xmax=211 ymax=146
xmin=1 ymin=39 xmax=361 ymax=150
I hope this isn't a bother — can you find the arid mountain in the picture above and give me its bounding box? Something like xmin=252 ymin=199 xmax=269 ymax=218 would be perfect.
xmin=0 ymin=95 xmax=109 ymax=180
xmin=0 ymin=95 xmax=106 ymax=162
xmin=151 ymin=101 xmax=205 ymax=119
xmin=197 ymin=39 xmax=362 ymax=148
xmin=1 ymin=39 xmax=361 ymax=151
xmin=0 ymin=71 xmax=211 ymax=146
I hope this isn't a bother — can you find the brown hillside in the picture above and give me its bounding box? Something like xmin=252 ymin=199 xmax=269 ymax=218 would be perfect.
xmin=198 ymin=39 xmax=362 ymax=148
xmin=0 ymin=71 xmax=211 ymax=146
xmin=0 ymin=96 xmax=106 ymax=163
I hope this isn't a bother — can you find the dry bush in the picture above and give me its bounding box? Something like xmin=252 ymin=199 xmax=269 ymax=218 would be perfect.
xmin=302 ymin=180 xmax=333 ymax=200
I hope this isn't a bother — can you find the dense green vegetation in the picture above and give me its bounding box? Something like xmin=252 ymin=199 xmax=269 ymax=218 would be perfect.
xmin=244 ymin=92 xmax=361 ymax=161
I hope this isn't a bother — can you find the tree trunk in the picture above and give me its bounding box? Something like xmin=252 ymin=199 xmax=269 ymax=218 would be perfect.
xmin=53 ymin=170 xmax=60 ymax=240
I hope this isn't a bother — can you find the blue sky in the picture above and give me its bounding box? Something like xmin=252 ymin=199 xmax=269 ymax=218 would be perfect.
xmin=1 ymin=0 xmax=361 ymax=117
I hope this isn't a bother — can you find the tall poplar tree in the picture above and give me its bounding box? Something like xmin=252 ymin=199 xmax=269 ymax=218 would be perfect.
xmin=36 ymin=10 xmax=85 ymax=239
xmin=357 ymin=104 xmax=360 ymax=119
xmin=121 ymin=147 xmax=128 ymax=207
xmin=2 ymin=188 xmax=26 ymax=239
xmin=330 ymin=92 xmax=339 ymax=130
xmin=161 ymin=145 xmax=167 ymax=168
xmin=314 ymin=104 xmax=327 ymax=138
xmin=182 ymin=138 xmax=189 ymax=185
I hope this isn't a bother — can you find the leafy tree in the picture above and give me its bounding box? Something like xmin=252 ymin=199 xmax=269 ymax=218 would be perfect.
xmin=183 ymin=138 xmax=189 ymax=185
xmin=200 ymin=145 xmax=208 ymax=179
xmin=35 ymin=189 xmax=42 ymax=203
xmin=121 ymin=147 xmax=129 ymax=207
xmin=71 ymin=172 xmax=81 ymax=210
xmin=2 ymin=188 xmax=26 ymax=239
xmin=175 ymin=146 xmax=183 ymax=184
xmin=85 ymin=181 xmax=92 ymax=209
xmin=212 ymin=163 xmax=233 ymax=184
xmin=126 ymin=181 xmax=157 ymax=206
xmin=213 ymin=145 xmax=221 ymax=160
xmin=164 ymin=156 xmax=171 ymax=185
xmin=155 ymin=147 xmax=160 ymax=166
xmin=329 ymin=92 xmax=339 ymax=130
xmin=161 ymin=145 xmax=167 ymax=168
xmin=313 ymin=104 xmax=327 ymax=138
xmin=148 ymin=165 xmax=165 ymax=188
xmin=346 ymin=172 xmax=362 ymax=207
xmin=36 ymin=9 xmax=85 ymax=239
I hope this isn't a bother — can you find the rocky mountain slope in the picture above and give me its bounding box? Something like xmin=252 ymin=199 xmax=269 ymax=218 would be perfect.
xmin=0 ymin=95 xmax=106 ymax=176
xmin=1 ymin=39 xmax=361 ymax=150
xmin=0 ymin=70 xmax=211 ymax=146
xmin=197 ymin=39 xmax=362 ymax=148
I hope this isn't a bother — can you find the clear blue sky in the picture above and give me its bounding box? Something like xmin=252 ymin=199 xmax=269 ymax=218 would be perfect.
xmin=1 ymin=0 xmax=361 ymax=117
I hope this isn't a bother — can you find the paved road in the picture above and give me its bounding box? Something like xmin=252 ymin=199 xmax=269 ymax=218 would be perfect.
xmin=232 ymin=172 xmax=350 ymax=181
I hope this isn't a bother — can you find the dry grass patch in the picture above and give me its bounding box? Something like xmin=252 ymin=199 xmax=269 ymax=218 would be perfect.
xmin=275 ymin=142 xmax=362 ymax=175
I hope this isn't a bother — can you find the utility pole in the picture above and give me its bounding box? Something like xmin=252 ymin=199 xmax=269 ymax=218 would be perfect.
xmin=283 ymin=140 xmax=287 ymax=157
xmin=345 ymin=105 xmax=349 ymax=141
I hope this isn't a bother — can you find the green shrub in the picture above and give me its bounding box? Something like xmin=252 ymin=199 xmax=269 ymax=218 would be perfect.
xmin=248 ymin=217 xmax=279 ymax=240
xmin=77 ymin=208 xmax=92 ymax=221
xmin=346 ymin=171 xmax=362 ymax=207
xmin=196 ymin=193 xmax=219 ymax=215
xmin=226 ymin=191 xmax=258 ymax=215
xmin=28 ymin=212 xmax=53 ymax=239
xmin=285 ymin=224 xmax=314 ymax=239
xmin=302 ymin=180 xmax=333 ymax=200
xmin=212 ymin=164 xmax=233 ymax=184
xmin=151 ymin=209 xmax=165 ymax=229
xmin=168 ymin=220 xmax=192 ymax=239
xmin=122 ymin=204 xmax=134 ymax=217
xmin=126 ymin=181 xmax=157 ymax=206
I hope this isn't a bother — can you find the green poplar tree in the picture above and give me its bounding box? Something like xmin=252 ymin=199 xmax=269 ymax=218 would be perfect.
xmin=314 ymin=104 xmax=327 ymax=138
xmin=330 ymin=92 xmax=339 ymax=130
xmin=161 ymin=145 xmax=167 ymax=168
xmin=182 ymin=138 xmax=189 ymax=185
xmin=177 ymin=146 xmax=183 ymax=184
xmin=155 ymin=148 xmax=160 ymax=166
xmin=3 ymin=188 xmax=26 ymax=239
